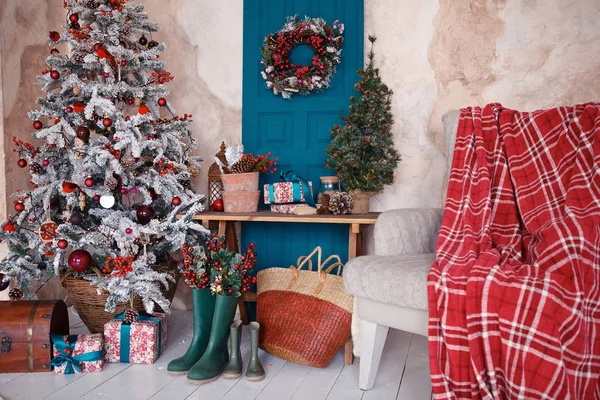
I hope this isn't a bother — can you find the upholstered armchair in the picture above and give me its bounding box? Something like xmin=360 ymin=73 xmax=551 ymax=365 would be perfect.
xmin=343 ymin=110 xmax=460 ymax=390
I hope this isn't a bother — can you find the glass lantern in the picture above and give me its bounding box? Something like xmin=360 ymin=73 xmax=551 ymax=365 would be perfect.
xmin=208 ymin=142 xmax=226 ymax=210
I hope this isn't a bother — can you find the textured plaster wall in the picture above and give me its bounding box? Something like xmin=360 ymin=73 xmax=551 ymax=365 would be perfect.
xmin=1 ymin=0 xmax=600 ymax=301
xmin=3 ymin=0 xmax=600 ymax=215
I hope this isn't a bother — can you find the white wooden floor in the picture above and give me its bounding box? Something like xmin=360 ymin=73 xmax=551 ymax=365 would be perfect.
xmin=0 ymin=308 xmax=432 ymax=400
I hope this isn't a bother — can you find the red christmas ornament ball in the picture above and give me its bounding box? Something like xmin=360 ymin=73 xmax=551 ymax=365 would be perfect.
xmin=50 ymin=48 xmax=60 ymax=55
xmin=17 ymin=159 xmax=28 ymax=168
xmin=171 ymin=196 xmax=182 ymax=206
xmin=33 ymin=120 xmax=43 ymax=130
xmin=93 ymin=195 xmax=100 ymax=201
xmin=84 ymin=177 xmax=95 ymax=187
xmin=57 ymin=239 xmax=68 ymax=249
xmin=14 ymin=202 xmax=25 ymax=212
xmin=76 ymin=126 xmax=90 ymax=141
xmin=68 ymin=249 xmax=93 ymax=272
xmin=136 ymin=205 xmax=155 ymax=225
xmin=49 ymin=31 xmax=60 ymax=42
xmin=69 ymin=13 xmax=79 ymax=23
xmin=125 ymin=227 xmax=133 ymax=234
xmin=127 ymin=98 xmax=134 ymax=105
xmin=69 ymin=212 xmax=83 ymax=225
xmin=212 ymin=198 xmax=224 ymax=212
xmin=50 ymin=70 xmax=60 ymax=80
xmin=102 ymin=117 xmax=113 ymax=128
xmin=157 ymin=98 xmax=167 ymax=107
xmin=43 ymin=159 xmax=49 ymax=167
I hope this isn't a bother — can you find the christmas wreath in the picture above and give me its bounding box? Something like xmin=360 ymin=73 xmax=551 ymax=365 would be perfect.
xmin=261 ymin=16 xmax=344 ymax=99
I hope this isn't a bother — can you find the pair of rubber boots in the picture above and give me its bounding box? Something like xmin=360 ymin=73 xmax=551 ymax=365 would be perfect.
xmin=167 ymin=288 xmax=265 ymax=384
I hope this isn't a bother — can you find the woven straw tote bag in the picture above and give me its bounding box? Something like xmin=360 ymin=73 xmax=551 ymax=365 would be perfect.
xmin=256 ymin=246 xmax=353 ymax=368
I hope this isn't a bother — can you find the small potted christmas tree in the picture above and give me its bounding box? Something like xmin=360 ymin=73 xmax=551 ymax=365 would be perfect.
xmin=325 ymin=36 xmax=400 ymax=214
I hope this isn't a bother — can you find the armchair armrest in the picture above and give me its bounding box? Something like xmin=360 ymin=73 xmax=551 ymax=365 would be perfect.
xmin=375 ymin=208 xmax=443 ymax=256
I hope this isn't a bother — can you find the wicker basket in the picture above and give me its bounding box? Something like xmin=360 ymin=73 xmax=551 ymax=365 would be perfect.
xmin=256 ymin=247 xmax=353 ymax=368
xmin=62 ymin=262 xmax=180 ymax=334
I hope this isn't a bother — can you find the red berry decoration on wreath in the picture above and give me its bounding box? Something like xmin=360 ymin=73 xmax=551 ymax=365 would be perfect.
xmin=9 ymin=288 xmax=23 ymax=301
xmin=260 ymin=16 xmax=344 ymax=99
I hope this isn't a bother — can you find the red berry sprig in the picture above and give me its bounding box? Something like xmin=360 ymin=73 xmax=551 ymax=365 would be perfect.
xmin=103 ymin=255 xmax=135 ymax=278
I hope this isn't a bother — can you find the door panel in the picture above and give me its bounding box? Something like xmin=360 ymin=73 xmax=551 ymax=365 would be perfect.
xmin=242 ymin=0 xmax=364 ymax=278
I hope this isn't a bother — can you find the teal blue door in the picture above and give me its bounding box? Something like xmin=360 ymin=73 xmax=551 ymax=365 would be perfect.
xmin=242 ymin=0 xmax=364 ymax=275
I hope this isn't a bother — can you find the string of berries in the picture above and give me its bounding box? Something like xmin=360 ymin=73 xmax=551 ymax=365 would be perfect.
xmin=103 ymin=255 xmax=135 ymax=278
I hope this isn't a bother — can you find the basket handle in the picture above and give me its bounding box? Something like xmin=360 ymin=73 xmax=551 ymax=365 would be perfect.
xmin=314 ymin=260 xmax=345 ymax=295
xmin=320 ymin=254 xmax=343 ymax=276
xmin=288 ymin=246 xmax=322 ymax=289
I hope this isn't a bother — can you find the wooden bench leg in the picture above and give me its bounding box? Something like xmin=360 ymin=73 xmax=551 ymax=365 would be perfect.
xmin=344 ymin=337 xmax=355 ymax=365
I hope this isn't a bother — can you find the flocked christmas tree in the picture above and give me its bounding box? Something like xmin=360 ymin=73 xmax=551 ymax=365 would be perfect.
xmin=326 ymin=36 xmax=400 ymax=193
xmin=0 ymin=0 xmax=208 ymax=312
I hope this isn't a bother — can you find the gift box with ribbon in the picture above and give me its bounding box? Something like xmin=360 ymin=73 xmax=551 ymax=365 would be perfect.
xmin=103 ymin=312 xmax=167 ymax=364
xmin=50 ymin=333 xmax=104 ymax=374
xmin=264 ymin=171 xmax=315 ymax=206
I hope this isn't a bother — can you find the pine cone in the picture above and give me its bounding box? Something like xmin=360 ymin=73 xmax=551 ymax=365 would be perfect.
xmin=328 ymin=191 xmax=354 ymax=215
xmin=230 ymin=156 xmax=255 ymax=174
xmin=123 ymin=308 xmax=139 ymax=324
xmin=104 ymin=176 xmax=119 ymax=191
xmin=148 ymin=40 xmax=159 ymax=49
xmin=8 ymin=288 xmax=23 ymax=301
xmin=318 ymin=193 xmax=331 ymax=209
xmin=317 ymin=205 xmax=330 ymax=215
xmin=120 ymin=156 xmax=136 ymax=168
xmin=30 ymin=163 xmax=44 ymax=174
xmin=85 ymin=0 xmax=99 ymax=9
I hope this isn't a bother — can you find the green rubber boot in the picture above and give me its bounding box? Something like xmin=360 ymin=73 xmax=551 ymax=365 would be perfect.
xmin=167 ymin=288 xmax=216 ymax=375
xmin=187 ymin=294 xmax=239 ymax=384
xmin=246 ymin=322 xmax=265 ymax=381
xmin=222 ymin=320 xmax=243 ymax=379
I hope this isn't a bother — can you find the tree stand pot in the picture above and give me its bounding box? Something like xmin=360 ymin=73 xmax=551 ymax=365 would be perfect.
xmin=221 ymin=172 xmax=259 ymax=192
xmin=349 ymin=190 xmax=376 ymax=214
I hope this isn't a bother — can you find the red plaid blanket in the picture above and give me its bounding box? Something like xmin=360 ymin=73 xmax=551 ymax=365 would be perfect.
xmin=428 ymin=103 xmax=600 ymax=399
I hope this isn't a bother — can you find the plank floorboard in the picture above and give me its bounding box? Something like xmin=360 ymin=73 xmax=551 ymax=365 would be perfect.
xmin=0 ymin=311 xmax=433 ymax=400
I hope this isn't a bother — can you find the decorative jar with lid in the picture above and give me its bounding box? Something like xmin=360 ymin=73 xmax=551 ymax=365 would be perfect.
xmin=318 ymin=176 xmax=340 ymax=204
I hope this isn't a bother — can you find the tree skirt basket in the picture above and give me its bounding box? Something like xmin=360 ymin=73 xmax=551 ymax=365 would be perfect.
xmin=62 ymin=263 xmax=180 ymax=334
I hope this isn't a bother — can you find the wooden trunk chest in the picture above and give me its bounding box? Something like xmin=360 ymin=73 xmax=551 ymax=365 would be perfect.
xmin=0 ymin=300 xmax=69 ymax=372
